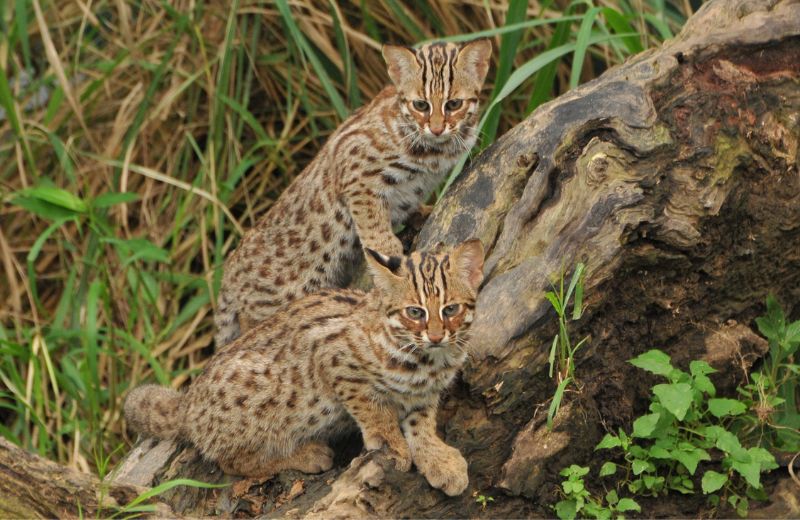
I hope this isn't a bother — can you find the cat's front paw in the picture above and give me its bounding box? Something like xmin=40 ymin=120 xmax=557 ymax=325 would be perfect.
xmin=416 ymin=445 xmax=468 ymax=496
xmin=364 ymin=431 xmax=412 ymax=472
xmin=386 ymin=442 xmax=412 ymax=472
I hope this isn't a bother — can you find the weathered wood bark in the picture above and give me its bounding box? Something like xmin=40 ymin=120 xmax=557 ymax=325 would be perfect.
xmin=5 ymin=0 xmax=799 ymax=517
xmin=0 ymin=437 xmax=175 ymax=518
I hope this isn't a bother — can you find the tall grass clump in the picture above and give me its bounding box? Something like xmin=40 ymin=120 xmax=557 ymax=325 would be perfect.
xmin=0 ymin=0 xmax=692 ymax=475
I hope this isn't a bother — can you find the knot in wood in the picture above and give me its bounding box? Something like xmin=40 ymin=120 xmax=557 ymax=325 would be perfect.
xmin=516 ymin=152 xmax=538 ymax=169
xmin=586 ymin=152 xmax=610 ymax=185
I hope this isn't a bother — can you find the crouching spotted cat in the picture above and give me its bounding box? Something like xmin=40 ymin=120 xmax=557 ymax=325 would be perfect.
xmin=125 ymin=239 xmax=484 ymax=496
xmin=215 ymin=39 xmax=492 ymax=347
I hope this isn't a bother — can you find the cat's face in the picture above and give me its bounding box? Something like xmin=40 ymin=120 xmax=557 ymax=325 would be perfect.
xmin=365 ymin=240 xmax=484 ymax=354
xmin=383 ymin=40 xmax=492 ymax=146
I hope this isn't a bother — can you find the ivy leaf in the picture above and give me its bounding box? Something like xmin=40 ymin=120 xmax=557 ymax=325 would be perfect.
xmin=653 ymin=383 xmax=693 ymax=420
xmin=690 ymin=360 xmax=717 ymax=376
xmin=555 ymin=499 xmax=578 ymax=520
xmin=648 ymin=445 xmax=672 ymax=459
xmin=747 ymin=447 xmax=778 ymax=471
xmin=616 ymin=498 xmax=641 ymax=513
xmin=629 ymin=349 xmax=674 ymax=377
xmin=599 ymin=462 xmax=617 ymax=477
xmin=595 ymin=434 xmax=621 ymax=450
xmin=605 ymin=489 xmax=619 ymax=505
xmin=632 ymin=459 xmax=651 ymax=475
xmin=672 ymin=447 xmax=710 ymax=475
xmin=756 ymin=295 xmax=784 ymax=341
xmin=701 ymin=470 xmax=728 ymax=494
xmin=731 ymin=460 xmax=762 ymax=489
xmin=563 ymin=480 xmax=585 ymax=494
xmin=708 ymin=398 xmax=747 ymax=418
xmin=713 ymin=429 xmax=745 ymax=458
xmin=632 ymin=413 xmax=660 ymax=438
xmin=560 ymin=465 xmax=590 ymax=478
xmin=693 ymin=373 xmax=716 ymax=396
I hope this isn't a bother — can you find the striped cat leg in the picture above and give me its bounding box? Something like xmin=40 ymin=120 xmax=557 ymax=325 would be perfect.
xmin=401 ymin=405 xmax=468 ymax=496
xmin=344 ymin=189 xmax=403 ymax=257
xmin=340 ymin=393 xmax=411 ymax=471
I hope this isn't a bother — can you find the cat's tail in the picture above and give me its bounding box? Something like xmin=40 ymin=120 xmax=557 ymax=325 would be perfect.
xmin=214 ymin=288 xmax=241 ymax=348
xmin=124 ymin=385 xmax=184 ymax=441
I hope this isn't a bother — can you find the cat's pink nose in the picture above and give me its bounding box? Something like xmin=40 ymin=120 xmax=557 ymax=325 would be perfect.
xmin=428 ymin=332 xmax=444 ymax=344
xmin=429 ymin=126 xmax=444 ymax=136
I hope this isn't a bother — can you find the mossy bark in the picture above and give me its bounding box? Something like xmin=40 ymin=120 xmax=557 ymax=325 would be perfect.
xmin=2 ymin=0 xmax=798 ymax=517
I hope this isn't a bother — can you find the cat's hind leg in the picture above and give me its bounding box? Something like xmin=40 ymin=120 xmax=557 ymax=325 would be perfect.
xmin=218 ymin=441 xmax=334 ymax=478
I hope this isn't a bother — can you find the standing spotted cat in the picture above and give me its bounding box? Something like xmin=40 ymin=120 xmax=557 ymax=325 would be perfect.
xmin=215 ymin=39 xmax=492 ymax=346
xmin=125 ymin=240 xmax=484 ymax=496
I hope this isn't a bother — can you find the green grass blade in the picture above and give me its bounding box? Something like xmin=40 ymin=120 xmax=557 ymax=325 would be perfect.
xmin=548 ymin=377 xmax=571 ymax=429
xmin=217 ymin=94 xmax=272 ymax=144
xmin=0 ymin=62 xmax=37 ymax=174
xmin=211 ymin=0 xmax=239 ymax=162
xmin=115 ymin=478 xmax=228 ymax=514
xmin=525 ymin=9 xmax=575 ymax=114
xmin=26 ymin=218 xmax=69 ymax=313
xmin=13 ymin=0 xmax=32 ymax=70
xmin=565 ymin=262 xmax=586 ymax=310
xmin=83 ymin=280 xmax=103 ymax=428
xmin=428 ymin=16 xmax=584 ymax=43
xmin=275 ymin=0 xmax=348 ymax=120
xmin=549 ymin=334 xmax=559 ymax=378
xmin=602 ymin=7 xmax=644 ymax=54
xmin=384 ymin=0 xmax=426 ymax=42
xmin=644 ymin=13 xmax=674 ymax=40
xmin=329 ymin=2 xmax=360 ymax=107
xmin=481 ymin=0 xmax=529 ymax=148
xmin=570 ymin=7 xmax=603 ymax=90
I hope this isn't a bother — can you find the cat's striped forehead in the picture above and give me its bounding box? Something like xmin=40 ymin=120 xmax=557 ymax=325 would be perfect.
xmin=415 ymin=42 xmax=460 ymax=97
xmin=403 ymin=250 xmax=460 ymax=304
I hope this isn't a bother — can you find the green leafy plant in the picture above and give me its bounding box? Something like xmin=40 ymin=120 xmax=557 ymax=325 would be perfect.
xmin=594 ymin=349 xmax=778 ymax=517
xmin=555 ymin=464 xmax=641 ymax=520
xmin=473 ymin=492 xmax=496 ymax=510
xmin=735 ymin=295 xmax=800 ymax=453
xmin=545 ymin=262 xmax=589 ymax=428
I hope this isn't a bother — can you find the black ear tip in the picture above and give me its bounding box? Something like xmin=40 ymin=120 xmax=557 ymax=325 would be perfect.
xmin=365 ymin=248 xmax=403 ymax=274
xmin=386 ymin=256 xmax=402 ymax=273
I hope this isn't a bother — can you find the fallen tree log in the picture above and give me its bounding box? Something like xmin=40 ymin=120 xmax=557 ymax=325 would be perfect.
xmin=0 ymin=437 xmax=175 ymax=518
xmin=4 ymin=0 xmax=798 ymax=517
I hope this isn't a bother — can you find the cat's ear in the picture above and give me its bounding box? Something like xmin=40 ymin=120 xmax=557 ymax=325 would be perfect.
xmin=451 ymin=239 xmax=484 ymax=290
xmin=455 ymin=38 xmax=492 ymax=87
xmin=382 ymin=44 xmax=419 ymax=87
xmin=364 ymin=248 xmax=404 ymax=293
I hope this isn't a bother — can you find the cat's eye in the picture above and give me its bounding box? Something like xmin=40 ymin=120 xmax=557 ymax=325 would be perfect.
xmin=405 ymin=306 xmax=426 ymax=320
xmin=445 ymin=99 xmax=463 ymax=111
xmin=412 ymin=99 xmax=430 ymax=112
xmin=442 ymin=304 xmax=460 ymax=318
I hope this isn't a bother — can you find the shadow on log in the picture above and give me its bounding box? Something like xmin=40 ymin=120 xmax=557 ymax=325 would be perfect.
xmin=3 ymin=0 xmax=798 ymax=517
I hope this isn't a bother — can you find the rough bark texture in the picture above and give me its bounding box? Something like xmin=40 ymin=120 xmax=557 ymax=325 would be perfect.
xmin=3 ymin=0 xmax=799 ymax=517
xmin=0 ymin=437 xmax=174 ymax=518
